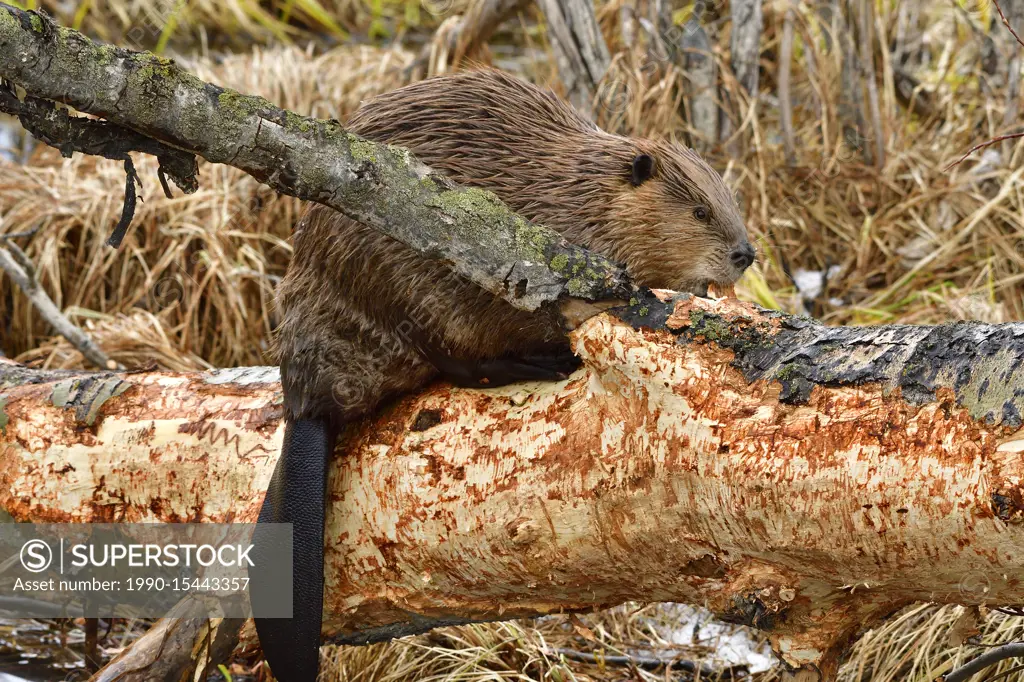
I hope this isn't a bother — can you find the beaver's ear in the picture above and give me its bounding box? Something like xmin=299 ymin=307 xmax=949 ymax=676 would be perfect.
xmin=630 ymin=153 xmax=655 ymax=186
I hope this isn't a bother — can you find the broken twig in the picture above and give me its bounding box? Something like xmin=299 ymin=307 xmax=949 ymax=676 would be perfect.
xmin=0 ymin=237 xmax=117 ymax=370
xmin=0 ymin=79 xmax=198 ymax=247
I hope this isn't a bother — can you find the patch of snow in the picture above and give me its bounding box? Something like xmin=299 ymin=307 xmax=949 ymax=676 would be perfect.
xmin=793 ymin=265 xmax=842 ymax=301
xmin=656 ymin=603 xmax=776 ymax=673
xmin=0 ymin=122 xmax=18 ymax=163
xmin=969 ymin=148 xmax=1004 ymax=176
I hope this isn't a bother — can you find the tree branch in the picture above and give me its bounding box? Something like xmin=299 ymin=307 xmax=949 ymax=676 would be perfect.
xmin=0 ymin=239 xmax=116 ymax=370
xmin=2 ymin=296 xmax=1023 ymax=681
xmin=0 ymin=80 xmax=199 ymax=195
xmin=0 ymin=3 xmax=631 ymax=315
xmin=86 ymin=602 xmax=245 ymax=682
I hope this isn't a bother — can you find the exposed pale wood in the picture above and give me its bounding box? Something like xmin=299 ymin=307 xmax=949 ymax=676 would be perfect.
xmin=3 ymin=296 xmax=1024 ymax=681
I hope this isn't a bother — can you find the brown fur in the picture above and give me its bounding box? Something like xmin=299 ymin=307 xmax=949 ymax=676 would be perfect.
xmin=275 ymin=69 xmax=752 ymax=422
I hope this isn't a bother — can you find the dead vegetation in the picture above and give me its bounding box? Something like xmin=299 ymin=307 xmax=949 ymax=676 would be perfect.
xmin=2 ymin=0 xmax=1024 ymax=679
xmin=309 ymin=604 xmax=1024 ymax=682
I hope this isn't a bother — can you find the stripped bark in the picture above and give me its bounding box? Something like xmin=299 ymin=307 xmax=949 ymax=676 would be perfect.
xmin=0 ymin=3 xmax=631 ymax=315
xmin=534 ymin=0 xmax=611 ymax=116
xmin=2 ymin=296 xmax=1023 ymax=681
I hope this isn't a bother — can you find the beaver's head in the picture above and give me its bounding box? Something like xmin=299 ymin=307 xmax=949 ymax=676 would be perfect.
xmin=598 ymin=140 xmax=754 ymax=296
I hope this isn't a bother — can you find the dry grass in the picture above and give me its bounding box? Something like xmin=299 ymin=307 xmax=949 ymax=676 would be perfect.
xmin=2 ymin=1 xmax=1024 ymax=680
xmin=588 ymin=0 xmax=1024 ymax=326
xmin=311 ymin=604 xmax=1024 ymax=682
xmin=8 ymin=0 xmax=473 ymax=49
xmin=0 ymin=44 xmax=413 ymax=366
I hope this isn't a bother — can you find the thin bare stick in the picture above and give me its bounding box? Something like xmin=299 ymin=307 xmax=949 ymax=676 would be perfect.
xmin=0 ymin=238 xmax=118 ymax=370
xmin=993 ymin=0 xmax=1024 ymax=50
xmin=943 ymin=131 xmax=1024 ymax=170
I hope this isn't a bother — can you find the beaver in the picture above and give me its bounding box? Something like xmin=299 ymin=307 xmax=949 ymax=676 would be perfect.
xmin=250 ymin=68 xmax=754 ymax=682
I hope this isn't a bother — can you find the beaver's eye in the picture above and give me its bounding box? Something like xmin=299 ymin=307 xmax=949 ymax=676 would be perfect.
xmin=693 ymin=206 xmax=710 ymax=222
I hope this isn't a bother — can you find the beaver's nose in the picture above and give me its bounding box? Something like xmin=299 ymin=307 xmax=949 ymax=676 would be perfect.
xmin=730 ymin=243 xmax=756 ymax=271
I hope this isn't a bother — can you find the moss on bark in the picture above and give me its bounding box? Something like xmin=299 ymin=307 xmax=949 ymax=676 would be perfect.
xmin=0 ymin=3 xmax=633 ymax=315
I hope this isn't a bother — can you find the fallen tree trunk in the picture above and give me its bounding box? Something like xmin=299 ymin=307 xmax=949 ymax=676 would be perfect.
xmin=2 ymin=294 xmax=1023 ymax=680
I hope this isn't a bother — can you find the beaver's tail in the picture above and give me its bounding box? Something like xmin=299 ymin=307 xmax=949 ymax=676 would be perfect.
xmin=250 ymin=417 xmax=333 ymax=682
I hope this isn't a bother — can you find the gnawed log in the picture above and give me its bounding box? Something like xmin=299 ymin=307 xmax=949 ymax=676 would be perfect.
xmin=2 ymin=295 xmax=1023 ymax=681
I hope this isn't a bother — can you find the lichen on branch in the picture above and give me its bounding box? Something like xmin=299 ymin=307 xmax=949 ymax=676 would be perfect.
xmin=0 ymin=2 xmax=633 ymax=313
